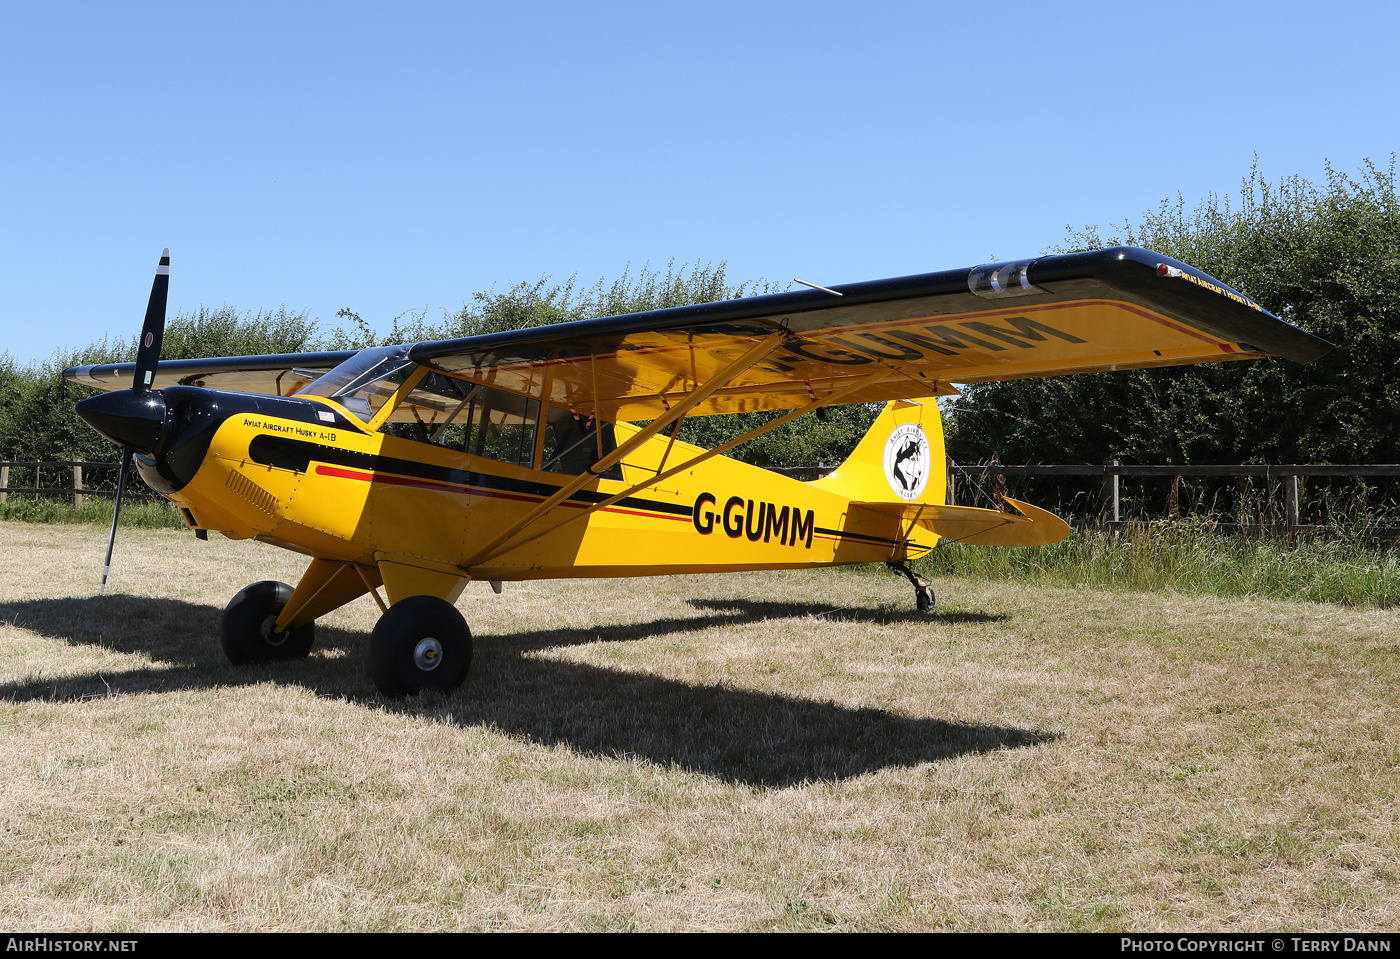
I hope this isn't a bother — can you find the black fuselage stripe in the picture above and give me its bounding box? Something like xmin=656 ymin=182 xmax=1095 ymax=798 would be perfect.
xmin=249 ymin=434 xmax=691 ymax=516
xmin=248 ymin=434 xmax=931 ymax=549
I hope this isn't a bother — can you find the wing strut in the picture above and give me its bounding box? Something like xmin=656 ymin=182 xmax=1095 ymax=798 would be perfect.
xmin=468 ymin=368 xmax=890 ymax=568
xmin=460 ymin=331 xmax=786 ymax=568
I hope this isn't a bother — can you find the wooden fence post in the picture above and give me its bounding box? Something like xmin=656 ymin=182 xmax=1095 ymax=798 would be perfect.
xmin=1283 ymin=474 xmax=1299 ymax=529
xmin=0 ymin=465 xmax=7 ymax=505
xmin=1101 ymin=460 xmax=1120 ymax=525
xmin=946 ymin=457 xmax=956 ymax=506
xmin=73 ymin=464 xmax=83 ymax=507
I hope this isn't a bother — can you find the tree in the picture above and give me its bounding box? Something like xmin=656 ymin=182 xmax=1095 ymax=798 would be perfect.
xmin=0 ymin=307 xmax=318 ymax=467
xmin=11 ymin=261 xmax=879 ymax=471
xmin=330 ymin=260 xmax=785 ymax=347
xmin=945 ymin=158 xmax=1400 ymax=468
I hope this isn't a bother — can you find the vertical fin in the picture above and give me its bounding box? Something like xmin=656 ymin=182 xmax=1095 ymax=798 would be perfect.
xmin=807 ymin=398 xmax=946 ymax=506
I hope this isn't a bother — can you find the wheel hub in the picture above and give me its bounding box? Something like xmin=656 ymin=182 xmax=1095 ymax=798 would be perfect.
xmin=413 ymin=637 xmax=443 ymax=671
xmin=260 ymin=614 xmax=289 ymax=647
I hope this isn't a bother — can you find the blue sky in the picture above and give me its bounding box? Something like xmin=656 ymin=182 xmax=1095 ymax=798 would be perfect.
xmin=2 ymin=1 xmax=1395 ymax=364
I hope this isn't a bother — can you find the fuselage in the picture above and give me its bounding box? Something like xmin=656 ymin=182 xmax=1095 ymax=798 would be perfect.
xmin=104 ymin=385 xmax=938 ymax=581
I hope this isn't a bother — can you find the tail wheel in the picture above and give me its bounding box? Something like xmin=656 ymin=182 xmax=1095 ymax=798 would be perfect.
xmin=915 ymin=581 xmax=936 ymax=612
xmin=367 ymin=595 xmax=472 ymax=697
xmin=221 ymin=581 xmax=315 ymax=664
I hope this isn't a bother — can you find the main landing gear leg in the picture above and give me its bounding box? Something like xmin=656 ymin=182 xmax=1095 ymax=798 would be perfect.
xmin=886 ymin=561 xmax=935 ymax=612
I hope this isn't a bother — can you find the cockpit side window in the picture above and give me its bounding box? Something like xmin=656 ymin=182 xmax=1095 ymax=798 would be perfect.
xmin=384 ymin=371 xmax=476 ymax=443
xmin=382 ymin=374 xmax=539 ymax=469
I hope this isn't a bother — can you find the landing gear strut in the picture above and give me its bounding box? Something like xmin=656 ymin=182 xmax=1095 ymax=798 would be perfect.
xmin=886 ymin=561 xmax=935 ymax=612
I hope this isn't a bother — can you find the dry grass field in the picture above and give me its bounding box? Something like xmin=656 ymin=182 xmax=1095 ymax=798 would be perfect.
xmin=0 ymin=519 xmax=1397 ymax=931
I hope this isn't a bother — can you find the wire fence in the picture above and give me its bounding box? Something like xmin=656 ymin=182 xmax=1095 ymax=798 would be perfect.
xmin=941 ymin=460 xmax=1400 ymax=540
xmin=0 ymin=461 xmax=163 ymax=505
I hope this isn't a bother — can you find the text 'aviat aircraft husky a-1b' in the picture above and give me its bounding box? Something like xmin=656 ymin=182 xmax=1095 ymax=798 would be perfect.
xmin=67 ymin=248 xmax=1331 ymax=696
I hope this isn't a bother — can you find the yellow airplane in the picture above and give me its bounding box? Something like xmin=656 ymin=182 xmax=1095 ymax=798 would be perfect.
xmin=67 ymin=248 xmax=1331 ymax=696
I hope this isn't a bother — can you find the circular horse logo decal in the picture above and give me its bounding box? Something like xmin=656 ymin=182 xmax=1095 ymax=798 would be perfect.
xmin=883 ymin=424 xmax=931 ymax=501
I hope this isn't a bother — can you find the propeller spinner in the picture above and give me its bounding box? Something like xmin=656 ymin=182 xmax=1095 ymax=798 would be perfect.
xmin=75 ymin=248 xmax=170 ymax=593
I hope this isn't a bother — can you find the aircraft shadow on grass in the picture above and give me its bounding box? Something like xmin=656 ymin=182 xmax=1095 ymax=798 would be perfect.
xmin=0 ymin=594 xmax=1048 ymax=787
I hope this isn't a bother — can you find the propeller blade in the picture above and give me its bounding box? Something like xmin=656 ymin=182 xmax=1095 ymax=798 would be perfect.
xmin=98 ymin=248 xmax=169 ymax=590
xmin=132 ymin=248 xmax=170 ymax=394
xmin=100 ymin=448 xmax=133 ymax=595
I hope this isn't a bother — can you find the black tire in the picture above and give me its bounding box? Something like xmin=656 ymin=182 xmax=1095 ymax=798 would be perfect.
xmin=367 ymin=595 xmax=472 ymax=697
xmin=221 ymin=580 xmax=315 ymax=664
xmin=915 ymin=582 xmax=936 ymax=612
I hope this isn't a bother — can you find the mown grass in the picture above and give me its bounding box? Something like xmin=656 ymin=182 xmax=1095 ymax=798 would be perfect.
xmin=919 ymin=522 xmax=1400 ymax=608
xmin=1 ymin=521 xmax=1398 ymax=931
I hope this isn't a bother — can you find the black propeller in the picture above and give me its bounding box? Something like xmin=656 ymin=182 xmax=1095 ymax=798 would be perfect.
xmin=94 ymin=248 xmax=170 ymax=594
xmin=132 ymin=249 xmax=169 ymax=395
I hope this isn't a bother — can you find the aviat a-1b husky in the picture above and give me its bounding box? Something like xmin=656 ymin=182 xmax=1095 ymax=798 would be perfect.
xmin=67 ymin=248 xmax=1331 ymax=696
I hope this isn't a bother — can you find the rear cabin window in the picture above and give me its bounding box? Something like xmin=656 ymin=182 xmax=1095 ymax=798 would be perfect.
xmin=540 ymin=404 xmax=622 ymax=480
xmin=464 ymin=389 xmax=539 ymax=469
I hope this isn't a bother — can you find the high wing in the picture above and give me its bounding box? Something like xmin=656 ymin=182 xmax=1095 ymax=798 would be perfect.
xmin=64 ymin=248 xmax=1331 ymax=418
xmin=64 ymin=350 xmax=358 ymax=397
xmin=406 ymin=247 xmax=1331 ymax=419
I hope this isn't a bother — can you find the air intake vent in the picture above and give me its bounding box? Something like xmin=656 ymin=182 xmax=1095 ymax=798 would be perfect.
xmin=226 ymin=470 xmax=279 ymax=516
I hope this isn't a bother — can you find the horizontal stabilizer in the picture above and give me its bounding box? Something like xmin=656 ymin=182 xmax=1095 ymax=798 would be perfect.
xmin=849 ymin=496 xmax=1071 ymax=547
